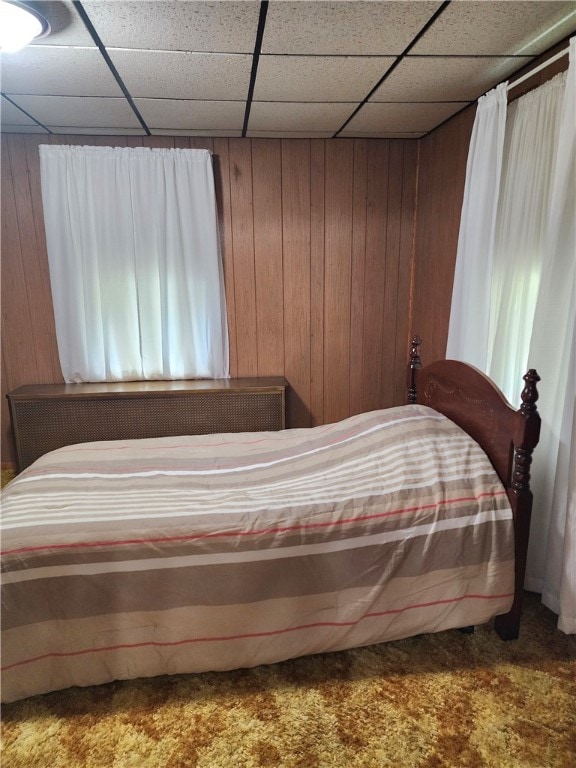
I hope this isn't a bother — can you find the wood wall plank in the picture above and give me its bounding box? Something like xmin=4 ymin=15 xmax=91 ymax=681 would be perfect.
xmin=309 ymin=140 xmax=325 ymax=427
xmin=188 ymin=138 xmax=215 ymax=152
xmin=1 ymin=139 xmax=36 ymax=458
xmin=349 ymin=139 xmax=368 ymax=416
xmin=8 ymin=136 xmax=60 ymax=383
xmin=1 ymin=343 xmax=15 ymax=468
xmin=1 ymin=138 xmax=39 ymax=389
xmin=141 ymin=136 xmax=175 ymax=149
xmin=252 ymin=139 xmax=284 ymax=378
xmin=282 ymin=140 xmax=311 ymax=428
xmin=411 ymin=106 xmax=476 ymax=366
xmin=381 ymin=141 xmax=404 ymax=408
xmin=394 ymin=141 xmax=419 ymax=405
xmin=92 ymin=136 xmax=130 ymax=147
xmin=23 ymin=136 xmax=63 ymax=382
xmin=361 ymin=141 xmax=389 ymax=414
xmin=228 ymin=139 xmax=258 ymax=376
xmin=323 ymin=140 xmax=354 ymax=425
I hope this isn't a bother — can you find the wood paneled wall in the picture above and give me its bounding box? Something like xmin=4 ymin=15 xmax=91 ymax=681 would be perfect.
xmin=1 ymin=135 xmax=418 ymax=464
xmin=410 ymin=106 xmax=476 ymax=366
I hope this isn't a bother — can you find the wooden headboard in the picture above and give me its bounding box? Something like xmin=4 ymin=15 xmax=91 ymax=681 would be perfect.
xmin=407 ymin=336 xmax=541 ymax=640
xmin=407 ymin=336 xmax=540 ymax=491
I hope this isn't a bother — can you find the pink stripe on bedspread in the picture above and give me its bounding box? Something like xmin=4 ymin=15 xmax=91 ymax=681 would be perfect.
xmin=1 ymin=490 xmax=507 ymax=556
xmin=2 ymin=592 xmax=514 ymax=672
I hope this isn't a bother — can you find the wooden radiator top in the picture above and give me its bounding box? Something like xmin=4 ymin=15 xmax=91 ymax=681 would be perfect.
xmin=8 ymin=377 xmax=287 ymax=398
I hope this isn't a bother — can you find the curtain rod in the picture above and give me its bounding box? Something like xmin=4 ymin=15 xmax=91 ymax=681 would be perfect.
xmin=507 ymin=45 xmax=570 ymax=91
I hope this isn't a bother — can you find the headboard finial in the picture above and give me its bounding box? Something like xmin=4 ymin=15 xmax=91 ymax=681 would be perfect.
xmin=512 ymin=368 xmax=541 ymax=497
xmin=410 ymin=335 xmax=422 ymax=364
xmin=408 ymin=336 xmax=422 ymax=404
xmin=520 ymin=369 xmax=540 ymax=417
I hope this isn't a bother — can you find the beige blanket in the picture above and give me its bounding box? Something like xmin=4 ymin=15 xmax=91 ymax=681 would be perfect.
xmin=1 ymin=405 xmax=514 ymax=702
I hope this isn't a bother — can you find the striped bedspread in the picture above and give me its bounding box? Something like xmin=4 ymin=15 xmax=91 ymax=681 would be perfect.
xmin=1 ymin=404 xmax=515 ymax=702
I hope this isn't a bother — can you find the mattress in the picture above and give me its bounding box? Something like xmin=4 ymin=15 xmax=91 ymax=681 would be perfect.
xmin=1 ymin=404 xmax=515 ymax=702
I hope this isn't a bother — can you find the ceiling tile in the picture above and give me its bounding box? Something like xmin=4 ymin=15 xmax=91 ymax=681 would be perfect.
xmin=370 ymin=56 xmax=533 ymax=102
xmin=339 ymin=131 xmax=426 ymax=139
xmin=345 ymin=102 xmax=469 ymax=133
xmin=254 ymin=55 xmax=395 ymax=102
xmin=0 ymin=124 xmax=50 ymax=134
xmin=134 ymin=99 xmax=244 ymax=131
xmin=1 ymin=1 xmax=571 ymax=139
xmin=1 ymin=46 xmax=124 ymax=97
xmin=262 ymin=1 xmax=443 ymax=55
xmin=82 ymin=0 xmax=260 ymax=52
xmin=412 ymin=1 xmax=576 ymax=56
xmin=49 ymin=127 xmax=147 ymax=135
xmin=150 ymin=129 xmax=242 ymax=137
xmin=8 ymin=96 xmax=142 ymax=130
xmin=108 ymin=50 xmax=252 ymax=100
xmin=249 ymin=102 xmax=355 ymax=132
xmin=27 ymin=1 xmax=94 ymax=46
xmin=1 ymin=98 xmax=38 ymax=126
xmin=246 ymin=131 xmax=335 ymax=138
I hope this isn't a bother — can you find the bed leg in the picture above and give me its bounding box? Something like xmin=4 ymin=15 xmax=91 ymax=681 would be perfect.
xmin=494 ymin=607 xmax=521 ymax=640
xmin=494 ymin=513 xmax=527 ymax=641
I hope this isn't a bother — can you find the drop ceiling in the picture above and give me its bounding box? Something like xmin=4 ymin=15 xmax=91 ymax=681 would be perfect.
xmin=1 ymin=0 xmax=575 ymax=138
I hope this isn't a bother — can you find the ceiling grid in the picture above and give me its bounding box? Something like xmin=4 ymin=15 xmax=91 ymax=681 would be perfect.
xmin=1 ymin=0 xmax=575 ymax=137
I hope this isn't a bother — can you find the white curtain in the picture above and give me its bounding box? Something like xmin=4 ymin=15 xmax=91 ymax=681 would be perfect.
xmin=39 ymin=145 xmax=229 ymax=382
xmin=446 ymin=83 xmax=508 ymax=369
xmin=525 ymin=38 xmax=576 ymax=634
xmin=488 ymin=73 xmax=567 ymax=405
xmin=446 ymin=39 xmax=575 ymax=633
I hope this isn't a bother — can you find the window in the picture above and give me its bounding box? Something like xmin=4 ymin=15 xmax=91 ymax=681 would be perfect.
xmin=39 ymin=145 xmax=229 ymax=382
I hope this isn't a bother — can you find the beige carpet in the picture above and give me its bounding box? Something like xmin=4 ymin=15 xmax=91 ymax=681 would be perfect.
xmin=1 ymin=592 xmax=575 ymax=768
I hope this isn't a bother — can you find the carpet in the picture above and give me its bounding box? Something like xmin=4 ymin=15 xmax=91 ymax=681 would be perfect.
xmin=1 ymin=469 xmax=15 ymax=489
xmin=1 ymin=593 xmax=574 ymax=768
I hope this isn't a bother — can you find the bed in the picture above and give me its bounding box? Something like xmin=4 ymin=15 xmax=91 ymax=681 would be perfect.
xmin=0 ymin=338 xmax=541 ymax=703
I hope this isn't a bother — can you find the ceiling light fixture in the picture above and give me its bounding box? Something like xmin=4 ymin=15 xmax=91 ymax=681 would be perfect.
xmin=0 ymin=0 xmax=50 ymax=53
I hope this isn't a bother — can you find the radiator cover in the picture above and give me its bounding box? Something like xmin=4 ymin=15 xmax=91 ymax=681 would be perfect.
xmin=7 ymin=378 xmax=287 ymax=471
